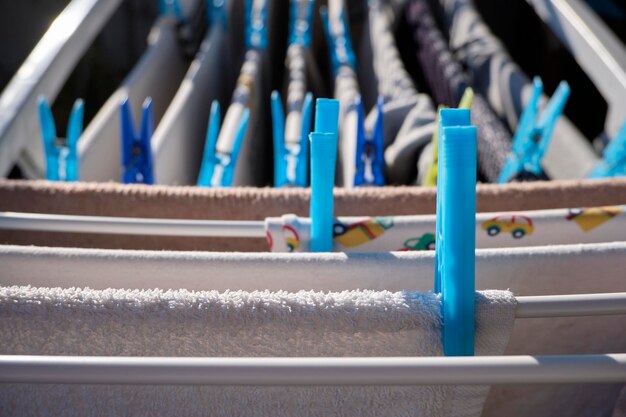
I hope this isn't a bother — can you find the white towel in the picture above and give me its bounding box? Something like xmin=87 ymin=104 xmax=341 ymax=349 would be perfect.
xmin=0 ymin=286 xmax=516 ymax=417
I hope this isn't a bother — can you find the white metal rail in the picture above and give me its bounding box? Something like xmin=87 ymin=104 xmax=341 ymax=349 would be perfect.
xmin=1 ymin=354 xmax=624 ymax=385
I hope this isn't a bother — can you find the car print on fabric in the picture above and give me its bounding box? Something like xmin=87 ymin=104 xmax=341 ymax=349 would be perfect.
xmin=399 ymin=233 xmax=436 ymax=251
xmin=565 ymin=206 xmax=623 ymax=232
xmin=282 ymin=225 xmax=301 ymax=252
xmin=333 ymin=217 xmax=394 ymax=248
xmin=481 ymin=215 xmax=534 ymax=239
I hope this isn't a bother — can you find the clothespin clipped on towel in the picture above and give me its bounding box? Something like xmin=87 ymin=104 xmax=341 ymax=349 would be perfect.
xmin=197 ymin=0 xmax=266 ymax=187
xmin=271 ymin=0 xmax=315 ymax=187
xmin=434 ymin=108 xmax=476 ymax=356
xmin=497 ymin=77 xmax=570 ymax=183
xmin=37 ymin=96 xmax=84 ymax=182
xmin=588 ymin=119 xmax=626 ymax=178
xmin=310 ymin=98 xmax=340 ymax=252
xmin=120 ymin=97 xmax=155 ymax=185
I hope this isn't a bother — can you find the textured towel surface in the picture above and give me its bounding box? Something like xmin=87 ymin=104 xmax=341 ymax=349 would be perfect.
xmin=2 ymin=179 xmax=626 ymax=251
xmin=0 ymin=287 xmax=516 ymax=417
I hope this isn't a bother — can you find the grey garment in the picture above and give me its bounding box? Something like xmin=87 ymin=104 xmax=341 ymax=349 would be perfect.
xmin=409 ymin=0 xmax=511 ymax=182
xmin=384 ymin=94 xmax=437 ymax=184
xmin=438 ymin=0 xmax=598 ymax=179
xmin=365 ymin=0 xmax=436 ymax=185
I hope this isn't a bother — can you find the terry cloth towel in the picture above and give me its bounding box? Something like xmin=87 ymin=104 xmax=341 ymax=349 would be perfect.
xmin=365 ymin=0 xmax=437 ymax=185
xmin=265 ymin=205 xmax=626 ymax=252
xmin=0 ymin=286 xmax=517 ymax=417
xmin=407 ymin=0 xmax=511 ymax=182
xmin=436 ymin=0 xmax=598 ymax=179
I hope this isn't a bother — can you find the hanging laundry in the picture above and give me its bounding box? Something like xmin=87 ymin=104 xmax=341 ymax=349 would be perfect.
xmin=436 ymin=0 xmax=597 ymax=179
xmin=271 ymin=0 xmax=316 ymax=188
xmin=365 ymin=0 xmax=437 ymax=185
xmin=407 ymin=0 xmax=512 ymax=182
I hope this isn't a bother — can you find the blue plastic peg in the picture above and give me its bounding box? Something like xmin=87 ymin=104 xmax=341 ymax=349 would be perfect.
xmin=310 ymin=99 xmax=339 ymax=252
xmin=38 ymin=96 xmax=84 ymax=182
xmin=439 ymin=123 xmax=477 ymax=357
xmin=120 ymin=97 xmax=155 ymax=185
xmin=588 ymin=120 xmax=626 ymax=178
xmin=498 ymin=77 xmax=570 ymax=183
xmin=434 ymin=108 xmax=471 ymax=293
xmin=354 ymin=95 xmax=384 ymax=186
xmin=197 ymin=100 xmax=250 ymax=187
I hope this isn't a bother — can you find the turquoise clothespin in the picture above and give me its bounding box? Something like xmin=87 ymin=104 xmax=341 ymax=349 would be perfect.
xmin=289 ymin=0 xmax=315 ymax=47
xmin=206 ymin=0 xmax=227 ymax=27
xmin=38 ymin=96 xmax=84 ymax=182
xmin=437 ymin=109 xmax=477 ymax=357
xmin=159 ymin=0 xmax=185 ymax=21
xmin=120 ymin=97 xmax=154 ymax=185
xmin=197 ymin=101 xmax=250 ymax=187
xmin=354 ymin=96 xmax=385 ymax=186
xmin=497 ymin=77 xmax=570 ymax=183
xmin=245 ymin=0 xmax=268 ymax=50
xmin=310 ymin=98 xmax=339 ymax=252
xmin=434 ymin=109 xmax=471 ymax=294
xmin=272 ymin=92 xmax=313 ymax=187
xmin=197 ymin=0 xmax=264 ymax=187
xmin=319 ymin=5 xmax=357 ymax=75
xmin=271 ymin=0 xmax=316 ymax=188
xmin=588 ymin=120 xmax=626 ymax=178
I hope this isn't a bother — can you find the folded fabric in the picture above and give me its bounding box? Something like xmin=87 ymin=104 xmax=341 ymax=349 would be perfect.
xmin=0 ymin=286 xmax=516 ymax=417
xmin=436 ymin=0 xmax=597 ymax=179
xmin=265 ymin=205 xmax=626 ymax=252
xmin=407 ymin=0 xmax=511 ymax=182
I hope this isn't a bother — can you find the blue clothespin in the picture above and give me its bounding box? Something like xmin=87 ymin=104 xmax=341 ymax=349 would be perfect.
xmin=159 ymin=0 xmax=185 ymax=21
xmin=120 ymin=97 xmax=154 ymax=185
xmin=271 ymin=0 xmax=316 ymax=188
xmin=38 ymin=96 xmax=84 ymax=182
xmin=497 ymin=77 xmax=570 ymax=183
xmin=434 ymin=109 xmax=471 ymax=294
xmin=354 ymin=96 xmax=384 ymax=186
xmin=288 ymin=0 xmax=315 ymax=47
xmin=272 ymin=92 xmax=313 ymax=187
xmin=436 ymin=108 xmax=477 ymax=357
xmin=197 ymin=101 xmax=250 ymax=187
xmin=206 ymin=0 xmax=227 ymax=28
xmin=588 ymin=120 xmax=626 ymax=178
xmin=319 ymin=5 xmax=357 ymax=75
xmin=310 ymin=98 xmax=339 ymax=252
xmin=197 ymin=0 xmax=264 ymax=187
xmin=245 ymin=0 xmax=268 ymax=50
